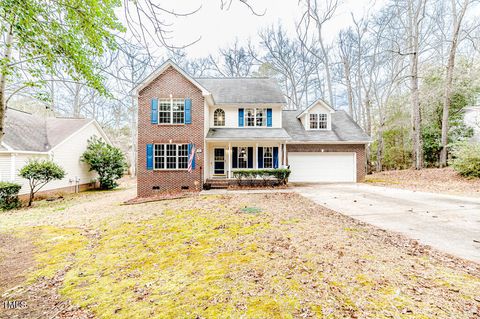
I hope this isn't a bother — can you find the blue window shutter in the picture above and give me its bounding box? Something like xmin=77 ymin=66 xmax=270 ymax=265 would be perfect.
xmin=258 ymin=147 xmax=263 ymax=169
xmin=273 ymin=147 xmax=279 ymax=168
xmin=267 ymin=108 xmax=272 ymax=127
xmin=146 ymin=144 xmax=153 ymax=170
xmin=184 ymin=98 xmax=192 ymax=124
xmin=238 ymin=108 xmax=244 ymax=127
xmin=232 ymin=147 xmax=238 ymax=168
xmin=247 ymin=147 xmax=253 ymax=168
xmin=151 ymin=99 xmax=158 ymax=124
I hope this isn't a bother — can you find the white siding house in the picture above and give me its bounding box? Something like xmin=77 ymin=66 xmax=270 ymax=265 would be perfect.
xmin=0 ymin=108 xmax=111 ymax=195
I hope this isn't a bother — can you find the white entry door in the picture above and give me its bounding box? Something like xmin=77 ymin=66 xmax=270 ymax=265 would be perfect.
xmin=288 ymin=152 xmax=356 ymax=183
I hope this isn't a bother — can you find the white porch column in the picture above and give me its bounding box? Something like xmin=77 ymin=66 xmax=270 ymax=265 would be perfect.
xmin=228 ymin=142 xmax=232 ymax=178
xmin=283 ymin=141 xmax=287 ymax=167
xmin=278 ymin=143 xmax=283 ymax=168
xmin=255 ymin=143 xmax=258 ymax=169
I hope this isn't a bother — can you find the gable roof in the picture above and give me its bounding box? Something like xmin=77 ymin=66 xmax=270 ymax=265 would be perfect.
xmin=283 ymin=110 xmax=371 ymax=143
xmin=2 ymin=108 xmax=98 ymax=152
xmin=195 ymin=78 xmax=285 ymax=104
xmin=296 ymin=99 xmax=335 ymax=118
xmin=134 ymin=59 xmax=210 ymax=95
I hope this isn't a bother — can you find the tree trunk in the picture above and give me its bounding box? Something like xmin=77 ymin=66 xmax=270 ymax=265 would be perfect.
xmin=28 ymin=191 xmax=34 ymax=207
xmin=376 ymin=120 xmax=385 ymax=172
xmin=408 ymin=0 xmax=424 ymax=170
xmin=410 ymin=51 xmax=423 ymax=169
xmin=0 ymin=23 xmax=14 ymax=143
xmin=343 ymin=57 xmax=354 ymax=118
xmin=439 ymin=0 xmax=469 ymax=167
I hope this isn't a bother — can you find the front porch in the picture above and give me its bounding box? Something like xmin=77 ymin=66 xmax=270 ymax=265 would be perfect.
xmin=204 ymin=141 xmax=287 ymax=180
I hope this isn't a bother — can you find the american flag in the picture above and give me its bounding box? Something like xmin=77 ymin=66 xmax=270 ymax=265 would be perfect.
xmin=188 ymin=144 xmax=196 ymax=172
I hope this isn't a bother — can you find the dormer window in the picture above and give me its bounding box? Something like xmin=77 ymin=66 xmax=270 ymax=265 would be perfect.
xmin=310 ymin=113 xmax=328 ymax=129
xmin=214 ymin=108 xmax=225 ymax=126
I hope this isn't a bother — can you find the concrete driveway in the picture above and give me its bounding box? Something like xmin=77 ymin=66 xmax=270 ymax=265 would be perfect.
xmin=294 ymin=183 xmax=480 ymax=263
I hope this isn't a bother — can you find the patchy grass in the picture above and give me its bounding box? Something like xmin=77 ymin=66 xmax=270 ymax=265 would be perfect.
xmin=1 ymin=184 xmax=479 ymax=318
xmin=366 ymin=168 xmax=480 ymax=197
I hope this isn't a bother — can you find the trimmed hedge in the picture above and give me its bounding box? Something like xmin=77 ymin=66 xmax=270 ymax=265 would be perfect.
xmin=0 ymin=182 xmax=21 ymax=210
xmin=233 ymin=168 xmax=291 ymax=185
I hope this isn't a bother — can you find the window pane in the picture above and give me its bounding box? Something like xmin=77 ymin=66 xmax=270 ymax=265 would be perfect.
xmin=154 ymin=144 xmax=164 ymax=169
xmin=172 ymin=99 xmax=184 ymax=112
xmin=238 ymin=147 xmax=248 ymax=168
xmin=159 ymin=111 xmax=171 ymax=124
xmin=173 ymin=111 xmax=184 ymax=124
xmin=263 ymin=147 xmax=273 ymax=168
xmin=319 ymin=114 xmax=327 ymax=129
xmin=166 ymin=144 xmax=177 ymax=169
xmin=214 ymin=109 xmax=225 ymax=126
xmin=178 ymin=144 xmax=188 ymax=169
xmin=310 ymin=114 xmax=318 ymax=129
xmin=159 ymin=99 xmax=170 ymax=111
xmin=256 ymin=108 xmax=265 ymax=126
xmin=246 ymin=109 xmax=255 ymax=127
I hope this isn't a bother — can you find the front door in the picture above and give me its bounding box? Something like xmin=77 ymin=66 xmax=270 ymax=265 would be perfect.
xmin=214 ymin=148 xmax=225 ymax=176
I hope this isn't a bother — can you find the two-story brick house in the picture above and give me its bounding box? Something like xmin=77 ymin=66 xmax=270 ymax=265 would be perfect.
xmin=135 ymin=60 xmax=370 ymax=197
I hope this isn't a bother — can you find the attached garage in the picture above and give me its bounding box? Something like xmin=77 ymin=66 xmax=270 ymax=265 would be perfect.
xmin=288 ymin=152 xmax=356 ymax=183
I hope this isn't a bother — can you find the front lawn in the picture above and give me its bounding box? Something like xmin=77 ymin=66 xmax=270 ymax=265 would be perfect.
xmin=0 ymin=185 xmax=479 ymax=318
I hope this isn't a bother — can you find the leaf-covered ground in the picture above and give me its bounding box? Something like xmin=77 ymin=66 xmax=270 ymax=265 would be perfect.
xmin=366 ymin=167 xmax=480 ymax=197
xmin=0 ymin=182 xmax=479 ymax=318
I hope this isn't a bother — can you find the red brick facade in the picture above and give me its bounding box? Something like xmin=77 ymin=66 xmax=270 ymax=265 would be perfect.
xmin=137 ymin=66 xmax=204 ymax=197
xmin=286 ymin=144 xmax=366 ymax=182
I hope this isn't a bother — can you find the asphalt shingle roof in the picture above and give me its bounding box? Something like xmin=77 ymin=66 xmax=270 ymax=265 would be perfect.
xmin=282 ymin=110 xmax=371 ymax=142
xmin=195 ymin=78 xmax=285 ymax=104
xmin=3 ymin=108 xmax=92 ymax=152
xmin=206 ymin=128 xmax=291 ymax=140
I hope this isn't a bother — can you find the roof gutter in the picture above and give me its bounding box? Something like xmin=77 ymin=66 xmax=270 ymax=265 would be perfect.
xmin=0 ymin=150 xmax=50 ymax=155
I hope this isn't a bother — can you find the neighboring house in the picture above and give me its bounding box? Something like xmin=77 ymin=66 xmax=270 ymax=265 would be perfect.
xmin=0 ymin=108 xmax=111 ymax=195
xmin=464 ymin=106 xmax=480 ymax=142
xmin=135 ymin=60 xmax=370 ymax=197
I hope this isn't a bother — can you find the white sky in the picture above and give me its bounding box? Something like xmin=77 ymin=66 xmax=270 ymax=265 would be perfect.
xmin=155 ymin=0 xmax=387 ymax=58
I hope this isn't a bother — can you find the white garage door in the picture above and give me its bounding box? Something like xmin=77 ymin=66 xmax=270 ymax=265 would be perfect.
xmin=288 ymin=152 xmax=356 ymax=183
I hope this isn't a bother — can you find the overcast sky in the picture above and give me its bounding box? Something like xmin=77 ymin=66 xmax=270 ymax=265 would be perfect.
xmin=152 ymin=0 xmax=387 ymax=58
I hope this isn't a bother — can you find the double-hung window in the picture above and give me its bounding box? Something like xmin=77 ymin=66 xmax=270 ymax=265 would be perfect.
xmin=309 ymin=113 xmax=328 ymax=129
xmin=154 ymin=144 xmax=188 ymax=169
xmin=158 ymin=98 xmax=185 ymax=124
xmin=238 ymin=147 xmax=248 ymax=168
xmin=245 ymin=108 xmax=266 ymax=127
xmin=263 ymin=147 xmax=273 ymax=168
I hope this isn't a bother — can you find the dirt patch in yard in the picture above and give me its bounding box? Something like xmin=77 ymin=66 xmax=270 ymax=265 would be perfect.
xmin=0 ymin=232 xmax=92 ymax=319
xmin=0 ymin=233 xmax=35 ymax=296
xmin=366 ymin=167 xmax=480 ymax=197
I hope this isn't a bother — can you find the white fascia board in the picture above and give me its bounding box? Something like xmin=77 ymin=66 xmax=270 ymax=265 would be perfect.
xmin=296 ymin=99 xmax=336 ymax=119
xmin=133 ymin=59 xmax=210 ymax=96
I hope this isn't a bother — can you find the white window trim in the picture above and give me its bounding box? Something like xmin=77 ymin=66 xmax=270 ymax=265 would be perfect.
xmin=158 ymin=97 xmax=185 ymax=125
xmin=153 ymin=143 xmax=188 ymax=170
xmin=263 ymin=147 xmax=273 ymax=168
xmin=213 ymin=108 xmax=225 ymax=127
xmin=244 ymin=108 xmax=267 ymax=127
xmin=309 ymin=113 xmax=329 ymax=130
